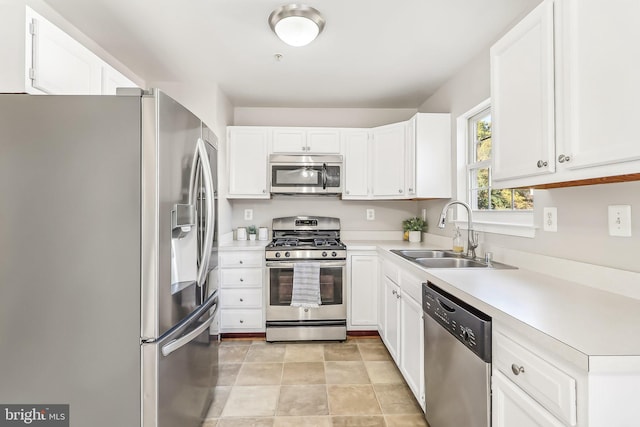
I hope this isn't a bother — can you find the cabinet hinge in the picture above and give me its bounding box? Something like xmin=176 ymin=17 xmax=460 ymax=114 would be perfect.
xmin=29 ymin=68 xmax=36 ymax=80
xmin=29 ymin=21 xmax=36 ymax=36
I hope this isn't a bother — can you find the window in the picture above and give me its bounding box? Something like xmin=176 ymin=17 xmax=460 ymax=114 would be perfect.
xmin=455 ymin=99 xmax=535 ymax=237
xmin=467 ymin=107 xmax=533 ymax=212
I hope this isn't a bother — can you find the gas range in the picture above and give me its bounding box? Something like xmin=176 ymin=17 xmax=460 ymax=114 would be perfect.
xmin=265 ymin=216 xmax=347 ymax=261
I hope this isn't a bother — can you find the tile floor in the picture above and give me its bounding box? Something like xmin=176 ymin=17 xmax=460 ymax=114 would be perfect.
xmin=203 ymin=337 xmax=428 ymax=427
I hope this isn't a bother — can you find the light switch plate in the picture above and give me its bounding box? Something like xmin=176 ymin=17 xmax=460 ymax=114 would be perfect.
xmin=366 ymin=209 xmax=375 ymax=221
xmin=543 ymin=207 xmax=557 ymax=232
xmin=244 ymin=209 xmax=253 ymax=221
xmin=608 ymin=205 xmax=632 ymax=237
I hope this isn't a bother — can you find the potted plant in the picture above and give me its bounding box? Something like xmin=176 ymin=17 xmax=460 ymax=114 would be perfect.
xmin=403 ymin=217 xmax=427 ymax=243
xmin=247 ymin=225 xmax=258 ymax=241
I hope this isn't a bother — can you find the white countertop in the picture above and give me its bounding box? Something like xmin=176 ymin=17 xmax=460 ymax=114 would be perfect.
xmin=219 ymin=240 xmax=269 ymax=251
xmin=344 ymin=239 xmax=640 ymax=370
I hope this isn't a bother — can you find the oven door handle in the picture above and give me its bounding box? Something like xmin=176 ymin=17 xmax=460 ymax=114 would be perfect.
xmin=266 ymin=261 xmax=346 ymax=268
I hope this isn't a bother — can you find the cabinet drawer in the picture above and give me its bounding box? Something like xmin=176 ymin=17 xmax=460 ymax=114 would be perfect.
xmin=220 ymin=288 xmax=262 ymax=308
xmin=494 ymin=332 xmax=577 ymax=425
xmin=219 ymin=251 xmax=263 ymax=267
xmin=220 ymin=268 xmax=263 ymax=287
xmin=220 ymin=309 xmax=263 ymax=330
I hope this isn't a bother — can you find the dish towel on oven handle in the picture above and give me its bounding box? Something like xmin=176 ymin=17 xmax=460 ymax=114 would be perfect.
xmin=291 ymin=262 xmax=321 ymax=308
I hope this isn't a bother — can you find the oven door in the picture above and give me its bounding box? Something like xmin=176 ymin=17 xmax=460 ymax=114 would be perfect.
xmin=266 ymin=260 xmax=346 ymax=321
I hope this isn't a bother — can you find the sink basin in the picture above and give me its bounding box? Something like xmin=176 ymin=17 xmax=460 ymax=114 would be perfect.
xmin=390 ymin=249 xmax=461 ymax=259
xmin=390 ymin=249 xmax=516 ymax=269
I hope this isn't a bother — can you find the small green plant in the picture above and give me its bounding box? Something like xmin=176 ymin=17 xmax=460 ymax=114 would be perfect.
xmin=247 ymin=225 xmax=258 ymax=235
xmin=402 ymin=217 xmax=427 ymax=232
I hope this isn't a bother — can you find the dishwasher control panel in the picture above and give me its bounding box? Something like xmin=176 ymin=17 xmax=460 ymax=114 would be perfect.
xmin=422 ymin=282 xmax=492 ymax=362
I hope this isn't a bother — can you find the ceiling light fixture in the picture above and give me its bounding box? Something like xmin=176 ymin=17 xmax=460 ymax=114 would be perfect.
xmin=268 ymin=4 xmax=325 ymax=47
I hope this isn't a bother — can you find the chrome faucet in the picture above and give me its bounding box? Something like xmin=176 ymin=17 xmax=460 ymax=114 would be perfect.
xmin=438 ymin=200 xmax=479 ymax=259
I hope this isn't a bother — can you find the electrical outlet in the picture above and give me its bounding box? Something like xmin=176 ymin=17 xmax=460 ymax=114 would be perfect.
xmin=543 ymin=207 xmax=557 ymax=232
xmin=244 ymin=209 xmax=253 ymax=221
xmin=366 ymin=209 xmax=375 ymax=221
xmin=608 ymin=205 xmax=632 ymax=237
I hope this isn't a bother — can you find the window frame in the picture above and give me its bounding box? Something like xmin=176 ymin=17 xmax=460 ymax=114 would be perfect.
xmin=454 ymin=98 xmax=535 ymax=238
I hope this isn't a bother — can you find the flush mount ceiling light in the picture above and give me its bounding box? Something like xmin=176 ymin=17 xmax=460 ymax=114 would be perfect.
xmin=268 ymin=4 xmax=325 ymax=47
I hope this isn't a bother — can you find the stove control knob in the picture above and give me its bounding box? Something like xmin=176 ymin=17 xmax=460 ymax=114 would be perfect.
xmin=322 ymin=251 xmax=328 ymax=257
xmin=285 ymin=252 xmax=290 ymax=258
xmin=331 ymin=251 xmax=337 ymax=257
xmin=275 ymin=252 xmax=281 ymax=258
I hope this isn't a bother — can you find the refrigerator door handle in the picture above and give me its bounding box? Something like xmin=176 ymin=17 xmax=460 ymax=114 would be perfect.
xmin=160 ymin=291 xmax=218 ymax=357
xmin=189 ymin=138 xmax=215 ymax=288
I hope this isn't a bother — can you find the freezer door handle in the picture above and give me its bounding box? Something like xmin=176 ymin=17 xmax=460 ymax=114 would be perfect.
xmin=161 ymin=313 xmax=215 ymax=357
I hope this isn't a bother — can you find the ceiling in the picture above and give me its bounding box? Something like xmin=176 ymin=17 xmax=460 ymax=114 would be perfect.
xmin=43 ymin=0 xmax=541 ymax=108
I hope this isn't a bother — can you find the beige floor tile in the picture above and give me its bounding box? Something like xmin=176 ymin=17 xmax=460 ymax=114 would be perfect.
xmin=364 ymin=361 xmax=404 ymax=384
xmin=374 ymin=384 xmax=423 ymax=415
xmin=236 ymin=363 xmax=284 ymax=385
xmin=219 ymin=345 xmax=249 ymax=364
xmin=282 ymin=362 xmax=325 ymax=384
xmin=325 ymin=361 xmax=370 ymax=384
xmin=284 ymin=343 xmax=325 ymax=362
xmin=324 ymin=343 xmax=362 ymax=361
xmin=327 ymin=385 xmax=382 ymax=415
xmin=202 ymin=419 xmax=218 ymax=427
xmin=220 ymin=339 xmax=253 ymax=346
xmin=357 ymin=342 xmax=393 ymax=361
xmin=245 ymin=343 xmax=287 ymax=363
xmin=217 ymin=418 xmax=274 ymax=427
xmin=385 ymin=414 xmax=429 ymax=427
xmin=331 ymin=415 xmax=386 ymax=426
xmin=217 ymin=363 xmax=242 ymax=386
xmin=206 ymin=386 xmax=232 ymax=419
xmin=276 ymin=384 xmax=329 ymax=416
xmin=273 ymin=416 xmax=331 ymax=427
xmin=221 ymin=385 xmax=280 ymax=417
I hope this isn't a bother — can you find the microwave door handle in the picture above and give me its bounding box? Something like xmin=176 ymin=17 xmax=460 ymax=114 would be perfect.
xmin=322 ymin=163 xmax=327 ymax=189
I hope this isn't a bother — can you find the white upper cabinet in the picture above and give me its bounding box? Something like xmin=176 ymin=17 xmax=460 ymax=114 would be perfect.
xmin=555 ymin=0 xmax=640 ymax=171
xmin=492 ymin=0 xmax=640 ymax=188
xmin=491 ymin=0 xmax=556 ymax=182
xmin=371 ymin=122 xmax=407 ymax=198
xmin=342 ymin=130 xmax=371 ymax=199
xmin=0 ymin=5 xmax=137 ymax=95
xmin=409 ymin=113 xmax=452 ymax=199
xmin=227 ymin=127 xmax=270 ymax=198
xmin=271 ymin=127 xmax=341 ymax=154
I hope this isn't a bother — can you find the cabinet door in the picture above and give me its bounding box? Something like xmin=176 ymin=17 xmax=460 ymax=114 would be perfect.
xmin=371 ymin=122 xmax=406 ymax=197
xmin=342 ymin=130 xmax=370 ymax=199
xmin=382 ymin=277 xmax=401 ymax=363
xmin=307 ymin=129 xmax=341 ymax=153
xmin=492 ymin=371 xmax=566 ymax=427
xmin=30 ymin=12 xmax=101 ymax=94
xmin=272 ymin=128 xmax=306 ymax=153
xmin=557 ymin=0 xmax=640 ymax=170
xmin=227 ymin=128 xmax=269 ymax=198
xmin=491 ymin=0 xmax=556 ymax=182
xmin=349 ymin=254 xmax=378 ymax=327
xmin=399 ymin=292 xmax=424 ymax=407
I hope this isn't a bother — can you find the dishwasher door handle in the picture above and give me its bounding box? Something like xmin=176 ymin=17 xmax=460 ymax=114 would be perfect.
xmin=437 ymin=298 xmax=456 ymax=313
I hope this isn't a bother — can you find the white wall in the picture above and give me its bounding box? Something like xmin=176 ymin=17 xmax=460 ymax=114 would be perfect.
xmin=417 ymin=52 xmax=640 ymax=273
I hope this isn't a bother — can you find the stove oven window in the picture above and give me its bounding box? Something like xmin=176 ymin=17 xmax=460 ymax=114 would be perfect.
xmin=269 ymin=266 xmax=343 ymax=306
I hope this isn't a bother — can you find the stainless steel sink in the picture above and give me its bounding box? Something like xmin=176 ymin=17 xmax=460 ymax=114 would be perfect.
xmin=390 ymin=249 xmax=516 ymax=269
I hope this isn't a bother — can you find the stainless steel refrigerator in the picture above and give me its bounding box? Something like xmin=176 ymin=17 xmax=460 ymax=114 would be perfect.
xmin=0 ymin=89 xmax=219 ymax=427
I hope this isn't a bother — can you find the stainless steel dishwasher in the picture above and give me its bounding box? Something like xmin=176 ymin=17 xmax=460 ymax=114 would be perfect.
xmin=422 ymin=282 xmax=491 ymax=427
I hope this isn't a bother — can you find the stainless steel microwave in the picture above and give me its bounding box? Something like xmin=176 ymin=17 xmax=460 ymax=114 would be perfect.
xmin=269 ymin=154 xmax=342 ymax=195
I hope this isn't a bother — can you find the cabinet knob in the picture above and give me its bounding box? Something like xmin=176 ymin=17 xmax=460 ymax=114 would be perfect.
xmin=511 ymin=363 xmax=525 ymax=375
xmin=239 ymin=260 xmax=243 ymax=264
xmin=239 ymin=319 xmax=244 ymax=324
xmin=239 ymin=277 xmax=244 ymax=282
xmin=262 ymin=189 xmax=266 ymax=193
xmin=239 ymin=298 xmax=244 ymax=302
xmin=558 ymin=154 xmax=571 ymax=163
xmin=398 ymin=189 xmax=403 ymax=193
xmin=408 ymin=188 xmax=413 ymax=192
xmin=536 ymin=160 xmax=548 ymax=168
xmin=392 ymin=289 xmax=397 ymax=295
xmin=345 ymin=190 xmax=350 ymax=195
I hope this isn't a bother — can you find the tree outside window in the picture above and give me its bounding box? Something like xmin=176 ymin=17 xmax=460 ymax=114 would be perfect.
xmin=468 ymin=108 xmax=533 ymax=211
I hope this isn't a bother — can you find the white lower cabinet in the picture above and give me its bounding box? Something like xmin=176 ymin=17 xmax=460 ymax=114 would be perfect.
xmin=493 ymin=370 xmax=566 ymax=427
xmin=379 ymin=257 xmax=425 ymax=409
xmin=347 ymin=252 xmax=378 ymax=330
xmin=219 ymin=249 xmax=265 ymax=333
